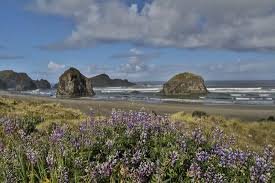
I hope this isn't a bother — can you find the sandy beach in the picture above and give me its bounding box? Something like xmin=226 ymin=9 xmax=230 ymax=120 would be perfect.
xmin=1 ymin=91 xmax=275 ymax=121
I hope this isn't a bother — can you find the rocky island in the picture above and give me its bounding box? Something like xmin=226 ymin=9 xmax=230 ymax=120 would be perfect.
xmin=90 ymin=74 xmax=135 ymax=87
xmin=34 ymin=79 xmax=51 ymax=90
xmin=162 ymin=72 xmax=208 ymax=96
xmin=0 ymin=70 xmax=37 ymax=91
xmin=56 ymin=67 xmax=95 ymax=98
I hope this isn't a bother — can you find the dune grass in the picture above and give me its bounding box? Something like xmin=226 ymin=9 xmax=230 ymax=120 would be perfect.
xmin=171 ymin=111 xmax=275 ymax=152
xmin=0 ymin=96 xmax=87 ymax=129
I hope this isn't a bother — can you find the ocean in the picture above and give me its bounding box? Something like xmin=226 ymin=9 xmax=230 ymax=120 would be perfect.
xmin=21 ymin=80 xmax=275 ymax=106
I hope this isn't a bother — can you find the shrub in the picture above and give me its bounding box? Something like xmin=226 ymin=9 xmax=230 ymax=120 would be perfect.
xmin=267 ymin=116 xmax=275 ymax=122
xmin=192 ymin=110 xmax=208 ymax=118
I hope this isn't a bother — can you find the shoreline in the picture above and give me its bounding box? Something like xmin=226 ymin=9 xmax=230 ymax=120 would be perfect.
xmin=1 ymin=91 xmax=275 ymax=121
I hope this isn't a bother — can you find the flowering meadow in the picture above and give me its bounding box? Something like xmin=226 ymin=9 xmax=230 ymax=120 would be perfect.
xmin=0 ymin=110 xmax=274 ymax=182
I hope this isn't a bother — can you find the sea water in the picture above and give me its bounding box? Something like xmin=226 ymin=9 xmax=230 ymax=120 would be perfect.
xmin=21 ymin=80 xmax=275 ymax=105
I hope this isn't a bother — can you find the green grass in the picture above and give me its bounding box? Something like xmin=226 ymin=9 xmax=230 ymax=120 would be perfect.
xmin=171 ymin=111 xmax=275 ymax=152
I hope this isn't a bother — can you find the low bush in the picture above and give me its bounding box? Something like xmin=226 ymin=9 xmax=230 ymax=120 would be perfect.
xmin=192 ymin=110 xmax=208 ymax=118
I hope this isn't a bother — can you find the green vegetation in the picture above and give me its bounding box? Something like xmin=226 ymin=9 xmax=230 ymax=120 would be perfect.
xmin=172 ymin=111 xmax=275 ymax=152
xmin=0 ymin=96 xmax=87 ymax=129
xmin=0 ymin=97 xmax=274 ymax=182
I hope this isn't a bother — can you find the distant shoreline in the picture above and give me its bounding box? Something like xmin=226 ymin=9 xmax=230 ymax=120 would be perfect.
xmin=1 ymin=90 xmax=275 ymax=121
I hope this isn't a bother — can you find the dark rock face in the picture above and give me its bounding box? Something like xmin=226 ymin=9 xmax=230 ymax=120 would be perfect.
xmin=56 ymin=67 xmax=95 ymax=98
xmin=0 ymin=79 xmax=7 ymax=90
xmin=162 ymin=72 xmax=208 ymax=96
xmin=52 ymin=83 xmax=59 ymax=89
xmin=0 ymin=70 xmax=37 ymax=91
xmin=90 ymin=74 xmax=136 ymax=87
xmin=34 ymin=79 xmax=51 ymax=89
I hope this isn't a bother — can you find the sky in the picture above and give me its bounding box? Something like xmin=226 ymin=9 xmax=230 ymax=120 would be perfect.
xmin=1 ymin=0 xmax=275 ymax=82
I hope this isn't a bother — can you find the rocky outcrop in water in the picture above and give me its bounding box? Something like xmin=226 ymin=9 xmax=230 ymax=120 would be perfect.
xmin=90 ymin=74 xmax=136 ymax=87
xmin=162 ymin=72 xmax=208 ymax=96
xmin=34 ymin=79 xmax=51 ymax=89
xmin=0 ymin=70 xmax=37 ymax=91
xmin=56 ymin=67 xmax=95 ymax=98
xmin=0 ymin=79 xmax=7 ymax=90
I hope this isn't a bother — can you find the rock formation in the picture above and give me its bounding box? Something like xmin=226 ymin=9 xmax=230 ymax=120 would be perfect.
xmin=34 ymin=79 xmax=51 ymax=89
xmin=162 ymin=72 xmax=208 ymax=96
xmin=0 ymin=79 xmax=7 ymax=90
xmin=56 ymin=67 xmax=95 ymax=97
xmin=0 ymin=70 xmax=37 ymax=91
xmin=90 ymin=74 xmax=136 ymax=87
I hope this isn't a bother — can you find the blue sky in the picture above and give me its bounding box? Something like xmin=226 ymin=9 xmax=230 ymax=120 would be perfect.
xmin=1 ymin=0 xmax=275 ymax=82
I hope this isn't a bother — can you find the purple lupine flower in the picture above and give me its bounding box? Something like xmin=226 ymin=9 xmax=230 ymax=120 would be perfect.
xmin=74 ymin=157 xmax=83 ymax=169
xmin=169 ymin=151 xmax=179 ymax=166
xmin=204 ymin=167 xmax=225 ymax=183
xmin=105 ymin=139 xmax=114 ymax=149
xmin=3 ymin=119 xmax=17 ymax=134
xmin=131 ymin=150 xmax=143 ymax=165
xmin=136 ymin=161 xmax=155 ymax=181
xmin=71 ymin=137 xmax=81 ymax=150
xmin=94 ymin=158 xmax=117 ymax=178
xmin=188 ymin=162 xmax=202 ymax=179
xmin=26 ymin=148 xmax=38 ymax=165
xmin=50 ymin=126 xmax=65 ymax=143
xmin=192 ymin=128 xmax=205 ymax=145
xmin=46 ymin=152 xmax=54 ymax=169
xmin=196 ymin=150 xmax=209 ymax=162
xmin=58 ymin=166 xmax=69 ymax=183
xmin=250 ymin=154 xmax=273 ymax=183
xmin=212 ymin=128 xmax=224 ymax=143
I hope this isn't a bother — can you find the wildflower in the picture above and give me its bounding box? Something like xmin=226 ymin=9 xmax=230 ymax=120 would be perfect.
xmin=58 ymin=166 xmax=69 ymax=183
xmin=105 ymin=139 xmax=114 ymax=149
xmin=26 ymin=148 xmax=38 ymax=165
xmin=136 ymin=161 xmax=155 ymax=181
xmin=187 ymin=163 xmax=201 ymax=179
xmin=50 ymin=126 xmax=65 ymax=143
xmin=46 ymin=152 xmax=54 ymax=169
xmin=192 ymin=128 xmax=205 ymax=145
xmin=169 ymin=151 xmax=179 ymax=166
xmin=3 ymin=119 xmax=17 ymax=134
xmin=196 ymin=150 xmax=209 ymax=162
xmin=131 ymin=150 xmax=143 ymax=165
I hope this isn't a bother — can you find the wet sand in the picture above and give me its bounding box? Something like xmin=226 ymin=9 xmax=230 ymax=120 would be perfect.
xmin=1 ymin=91 xmax=275 ymax=121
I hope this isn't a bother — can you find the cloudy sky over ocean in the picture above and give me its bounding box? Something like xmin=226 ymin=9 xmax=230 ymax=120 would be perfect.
xmin=1 ymin=0 xmax=275 ymax=82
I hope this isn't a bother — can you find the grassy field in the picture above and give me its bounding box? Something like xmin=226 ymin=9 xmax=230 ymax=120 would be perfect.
xmin=171 ymin=111 xmax=275 ymax=153
xmin=0 ymin=96 xmax=87 ymax=129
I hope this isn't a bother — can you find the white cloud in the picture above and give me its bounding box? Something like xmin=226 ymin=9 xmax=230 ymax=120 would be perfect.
xmin=111 ymin=48 xmax=158 ymax=74
xmin=48 ymin=61 xmax=65 ymax=71
xmin=29 ymin=0 xmax=275 ymax=51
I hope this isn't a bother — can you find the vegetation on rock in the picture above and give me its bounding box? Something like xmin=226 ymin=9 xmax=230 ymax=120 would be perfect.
xmin=0 ymin=70 xmax=37 ymax=91
xmin=162 ymin=72 xmax=208 ymax=96
xmin=90 ymin=73 xmax=136 ymax=87
xmin=56 ymin=67 xmax=95 ymax=98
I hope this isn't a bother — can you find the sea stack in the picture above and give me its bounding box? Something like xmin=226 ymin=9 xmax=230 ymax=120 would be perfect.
xmin=90 ymin=73 xmax=136 ymax=87
xmin=162 ymin=72 xmax=208 ymax=96
xmin=0 ymin=79 xmax=7 ymax=90
xmin=34 ymin=79 xmax=51 ymax=89
xmin=0 ymin=70 xmax=37 ymax=91
xmin=56 ymin=67 xmax=95 ymax=98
